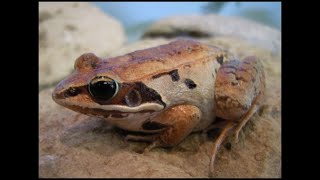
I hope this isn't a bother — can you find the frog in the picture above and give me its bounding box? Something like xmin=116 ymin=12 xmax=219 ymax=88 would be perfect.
xmin=52 ymin=39 xmax=265 ymax=177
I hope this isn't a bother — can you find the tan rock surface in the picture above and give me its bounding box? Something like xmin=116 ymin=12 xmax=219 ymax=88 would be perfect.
xmin=39 ymin=37 xmax=281 ymax=177
xmin=39 ymin=2 xmax=125 ymax=89
xmin=39 ymin=13 xmax=280 ymax=178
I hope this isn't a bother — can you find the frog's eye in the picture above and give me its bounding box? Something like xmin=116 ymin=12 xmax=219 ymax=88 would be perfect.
xmin=88 ymin=76 xmax=119 ymax=101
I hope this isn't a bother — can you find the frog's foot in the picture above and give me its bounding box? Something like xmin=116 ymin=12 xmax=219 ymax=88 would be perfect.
xmin=234 ymin=103 xmax=259 ymax=143
xmin=141 ymin=105 xmax=202 ymax=153
xmin=143 ymin=141 xmax=163 ymax=154
xmin=125 ymin=134 xmax=159 ymax=143
xmin=209 ymin=121 xmax=235 ymax=177
xmin=124 ymin=134 xmax=161 ymax=154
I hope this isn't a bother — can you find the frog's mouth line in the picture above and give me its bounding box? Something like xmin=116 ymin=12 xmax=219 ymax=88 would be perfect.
xmin=64 ymin=103 xmax=164 ymax=118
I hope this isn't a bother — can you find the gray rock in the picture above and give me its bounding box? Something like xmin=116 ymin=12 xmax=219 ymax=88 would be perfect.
xmin=143 ymin=14 xmax=281 ymax=55
xmin=39 ymin=2 xmax=126 ymax=89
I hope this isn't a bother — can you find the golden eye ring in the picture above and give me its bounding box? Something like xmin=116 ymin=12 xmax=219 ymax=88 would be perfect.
xmin=88 ymin=76 xmax=119 ymax=101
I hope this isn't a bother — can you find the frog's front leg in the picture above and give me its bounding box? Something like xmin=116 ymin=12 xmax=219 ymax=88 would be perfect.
xmin=126 ymin=105 xmax=201 ymax=151
xmin=208 ymin=56 xmax=265 ymax=176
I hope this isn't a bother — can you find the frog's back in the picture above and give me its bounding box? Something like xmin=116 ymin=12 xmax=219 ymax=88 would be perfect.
xmin=101 ymin=39 xmax=225 ymax=81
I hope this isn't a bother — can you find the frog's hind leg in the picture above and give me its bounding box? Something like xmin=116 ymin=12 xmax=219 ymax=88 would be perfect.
xmin=209 ymin=121 xmax=235 ymax=177
xmin=208 ymin=105 xmax=259 ymax=176
xmin=214 ymin=56 xmax=265 ymax=143
xmin=233 ymin=100 xmax=259 ymax=143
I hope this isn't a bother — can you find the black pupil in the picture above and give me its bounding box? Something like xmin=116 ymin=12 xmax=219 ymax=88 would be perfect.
xmin=89 ymin=79 xmax=117 ymax=101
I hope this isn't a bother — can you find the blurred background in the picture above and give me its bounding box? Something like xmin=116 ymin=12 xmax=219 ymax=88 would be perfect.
xmin=93 ymin=2 xmax=281 ymax=42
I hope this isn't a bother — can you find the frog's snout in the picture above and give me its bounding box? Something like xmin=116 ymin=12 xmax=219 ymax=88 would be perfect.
xmin=52 ymin=80 xmax=72 ymax=105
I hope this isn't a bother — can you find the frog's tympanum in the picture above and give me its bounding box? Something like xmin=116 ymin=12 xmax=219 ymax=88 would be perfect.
xmin=52 ymin=39 xmax=265 ymax=176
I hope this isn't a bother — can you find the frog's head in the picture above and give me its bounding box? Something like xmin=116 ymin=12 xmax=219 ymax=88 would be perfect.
xmin=52 ymin=53 xmax=166 ymax=121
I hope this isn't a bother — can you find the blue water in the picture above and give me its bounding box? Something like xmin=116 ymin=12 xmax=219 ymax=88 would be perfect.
xmin=93 ymin=2 xmax=281 ymax=42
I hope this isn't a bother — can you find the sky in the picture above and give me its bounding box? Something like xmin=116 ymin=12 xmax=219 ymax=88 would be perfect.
xmin=93 ymin=2 xmax=281 ymax=29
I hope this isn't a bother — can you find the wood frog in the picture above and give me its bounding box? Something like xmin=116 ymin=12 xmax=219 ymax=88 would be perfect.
xmin=52 ymin=39 xmax=265 ymax=176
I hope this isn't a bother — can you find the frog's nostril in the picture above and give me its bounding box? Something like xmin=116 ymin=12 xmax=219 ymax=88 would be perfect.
xmin=64 ymin=87 xmax=80 ymax=97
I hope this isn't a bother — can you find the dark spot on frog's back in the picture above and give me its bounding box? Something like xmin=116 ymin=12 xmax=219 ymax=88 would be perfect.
xmin=170 ymin=69 xmax=180 ymax=81
xmin=152 ymin=69 xmax=180 ymax=81
xmin=184 ymin=78 xmax=197 ymax=89
xmin=142 ymin=121 xmax=167 ymax=130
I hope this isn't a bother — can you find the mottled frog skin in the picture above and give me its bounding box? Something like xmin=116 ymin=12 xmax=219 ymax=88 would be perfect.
xmin=52 ymin=39 xmax=265 ymax=176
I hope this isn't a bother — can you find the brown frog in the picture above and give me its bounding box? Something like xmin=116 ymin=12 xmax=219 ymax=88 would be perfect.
xmin=52 ymin=39 xmax=265 ymax=176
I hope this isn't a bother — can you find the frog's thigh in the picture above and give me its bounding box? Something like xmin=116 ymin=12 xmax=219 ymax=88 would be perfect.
xmin=215 ymin=56 xmax=265 ymax=140
xmin=151 ymin=105 xmax=201 ymax=147
xmin=215 ymin=56 xmax=265 ymax=120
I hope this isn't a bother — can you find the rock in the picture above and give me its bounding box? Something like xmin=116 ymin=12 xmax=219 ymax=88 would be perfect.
xmin=109 ymin=38 xmax=172 ymax=57
xmin=109 ymin=38 xmax=171 ymax=57
xmin=142 ymin=14 xmax=281 ymax=55
xmin=39 ymin=2 xmax=126 ymax=89
xmin=39 ymin=35 xmax=281 ymax=177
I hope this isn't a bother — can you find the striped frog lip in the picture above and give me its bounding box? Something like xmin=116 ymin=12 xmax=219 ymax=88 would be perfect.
xmin=60 ymin=103 xmax=163 ymax=118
